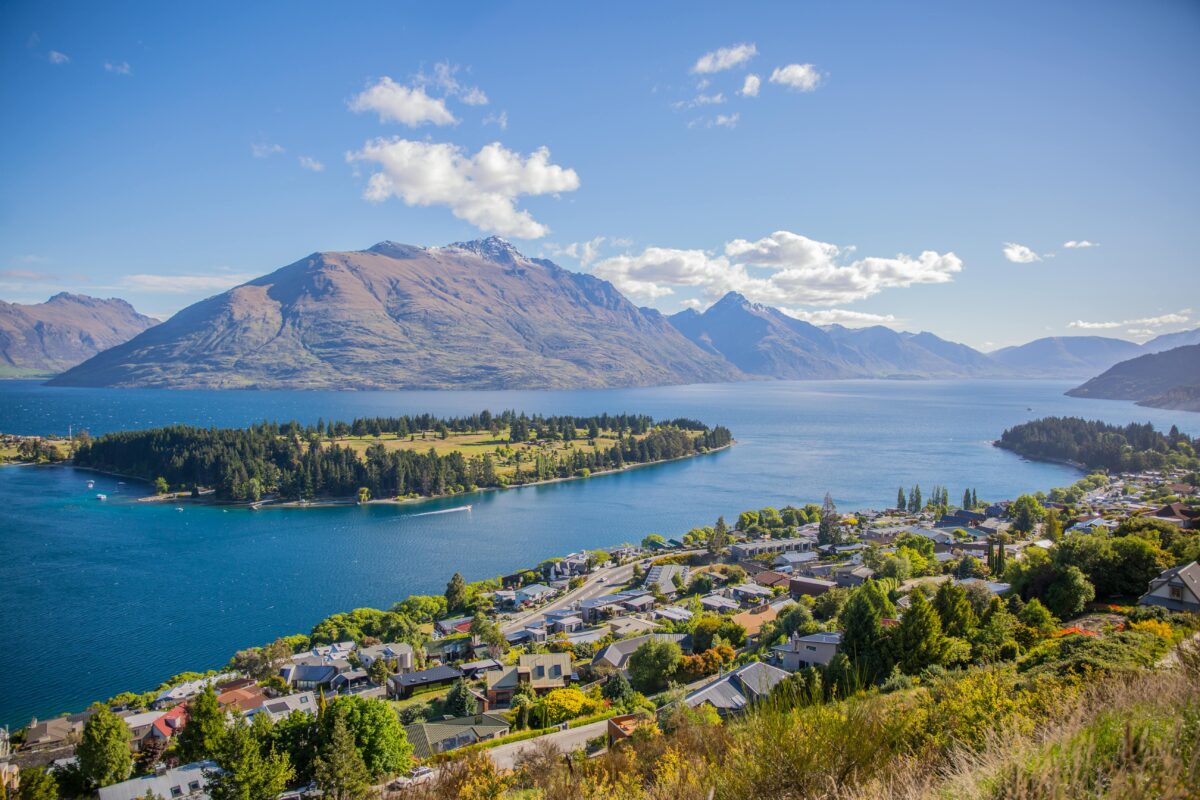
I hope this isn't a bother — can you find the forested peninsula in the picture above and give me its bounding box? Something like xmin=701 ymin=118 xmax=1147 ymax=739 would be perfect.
xmin=70 ymin=411 xmax=733 ymax=503
xmin=996 ymin=416 xmax=1199 ymax=473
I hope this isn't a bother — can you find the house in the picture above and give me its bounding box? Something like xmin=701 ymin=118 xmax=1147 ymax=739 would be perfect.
xmin=120 ymin=710 xmax=167 ymax=750
xmin=730 ymin=583 xmax=774 ymax=605
xmin=358 ymin=642 xmax=415 ymax=673
xmin=835 ymin=566 xmax=875 ymax=588
xmin=730 ymin=603 xmax=784 ymax=641
xmin=643 ymin=564 xmax=690 ymax=596
xmin=97 ymin=760 xmax=216 ymax=800
xmin=152 ymin=674 xmax=236 ymax=709
xmin=956 ymin=578 xmax=1011 ymax=595
xmin=389 ymin=665 xmax=465 ymax=699
xmin=729 ymin=538 xmax=815 ymax=561
xmin=459 ymin=659 xmax=504 ymax=680
xmin=23 ymin=710 xmax=93 ymax=749
xmin=608 ymin=616 xmax=662 ymax=638
xmin=216 ymin=684 xmax=267 ymax=714
xmin=282 ymin=663 xmax=341 ymax=691
xmin=579 ymin=591 xmax=653 ymax=623
xmin=1067 ymin=517 xmax=1118 ymax=535
xmin=544 ymin=609 xmax=585 ymax=633
xmin=683 ymin=662 xmax=790 ymax=716
xmin=754 ymin=569 xmax=794 ymax=589
xmin=1148 ymin=503 xmax=1199 ymax=529
xmin=773 ymin=551 xmax=818 ymax=571
xmin=699 ymin=593 xmax=740 ymax=613
xmin=330 ymin=670 xmax=372 ymax=694
xmin=144 ymin=704 xmax=189 ymax=748
xmin=907 ymin=527 xmax=957 ymax=546
xmin=435 ymin=616 xmax=475 ymax=638
xmin=606 ymin=714 xmax=647 ymax=747
xmin=772 ymin=631 xmax=842 ymax=671
xmin=788 ymin=577 xmax=837 ymax=598
xmin=653 ymin=605 xmax=693 ymax=623
xmin=592 ymin=634 xmax=691 ymax=672
xmin=485 ymin=653 xmax=573 ymax=706
xmin=1139 ymin=561 xmax=1200 ymax=612
xmin=516 ymin=583 xmax=555 ymax=605
xmin=424 ymin=635 xmax=473 ymax=664
xmin=404 ymin=713 xmax=511 ymax=760
xmin=250 ymin=692 xmax=316 ymax=723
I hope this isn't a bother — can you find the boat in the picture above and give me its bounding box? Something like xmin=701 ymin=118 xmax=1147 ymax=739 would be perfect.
xmin=175 ymin=507 xmax=183 ymax=512
xmin=96 ymin=493 xmax=107 ymax=501
xmin=87 ymin=480 xmax=95 ymax=489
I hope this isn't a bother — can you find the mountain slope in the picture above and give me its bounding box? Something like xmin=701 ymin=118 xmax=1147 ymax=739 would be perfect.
xmin=988 ymin=336 xmax=1143 ymax=378
xmin=49 ymin=238 xmax=740 ymax=390
xmin=1142 ymin=327 xmax=1200 ymax=354
xmin=668 ymin=293 xmax=1001 ymax=379
xmin=0 ymin=293 xmax=159 ymax=377
xmin=1065 ymin=344 xmax=1200 ymax=411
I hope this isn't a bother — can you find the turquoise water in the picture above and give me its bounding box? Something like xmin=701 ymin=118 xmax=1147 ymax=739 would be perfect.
xmin=2 ymin=379 xmax=1197 ymax=727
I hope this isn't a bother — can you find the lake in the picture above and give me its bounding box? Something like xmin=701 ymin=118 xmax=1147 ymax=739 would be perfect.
xmin=2 ymin=379 xmax=1197 ymax=728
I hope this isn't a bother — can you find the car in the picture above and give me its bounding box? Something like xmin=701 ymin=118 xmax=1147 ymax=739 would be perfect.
xmin=410 ymin=766 xmax=434 ymax=780
xmin=597 ymin=576 xmax=606 ymax=583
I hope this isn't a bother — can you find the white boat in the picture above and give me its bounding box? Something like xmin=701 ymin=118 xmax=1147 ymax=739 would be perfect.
xmin=87 ymin=480 xmax=95 ymax=489
xmin=175 ymin=507 xmax=183 ymax=512
xmin=96 ymin=493 xmax=107 ymax=501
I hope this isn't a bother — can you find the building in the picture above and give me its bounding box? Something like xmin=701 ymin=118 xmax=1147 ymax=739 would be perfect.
xmin=754 ymin=569 xmax=793 ymax=588
xmin=772 ymin=551 xmax=818 ymax=571
xmin=699 ymin=593 xmax=740 ymax=613
xmin=389 ymin=666 xmax=465 ymax=699
xmin=772 ymin=631 xmax=842 ymax=671
xmin=653 ymin=605 xmax=693 ymax=623
xmin=578 ymin=590 xmax=654 ymax=623
xmin=358 ymin=642 xmax=415 ymax=673
xmin=97 ymin=761 xmax=215 ymax=800
xmin=1139 ymin=561 xmax=1200 ymax=612
xmin=729 ymin=538 xmax=815 ymax=561
xmin=730 ymin=583 xmax=774 ymax=605
xmin=592 ymin=633 xmax=691 ymax=672
xmin=152 ymin=675 xmax=236 ymax=709
xmin=250 ymin=692 xmax=317 ymax=723
xmin=485 ymin=653 xmax=572 ymax=707
xmin=643 ymin=564 xmax=690 ymax=596
xmin=788 ymin=577 xmax=837 ymax=598
xmin=404 ymin=714 xmax=511 ymax=760
xmin=835 ymin=566 xmax=875 ymax=588
xmin=683 ymin=662 xmax=790 ymax=717
xmin=23 ymin=711 xmax=93 ymax=749
xmin=516 ymin=583 xmax=556 ymax=605
xmin=216 ymin=684 xmax=267 ymax=714
xmin=281 ymin=663 xmax=342 ymax=691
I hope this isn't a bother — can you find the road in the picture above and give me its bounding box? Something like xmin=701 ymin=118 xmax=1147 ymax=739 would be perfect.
xmin=487 ymin=720 xmax=611 ymax=770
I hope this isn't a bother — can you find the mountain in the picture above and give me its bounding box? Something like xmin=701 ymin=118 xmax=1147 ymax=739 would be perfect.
xmin=49 ymin=238 xmax=740 ymax=390
xmin=1065 ymin=344 xmax=1200 ymax=411
xmin=668 ymin=293 xmax=1001 ymax=379
xmin=1142 ymin=327 xmax=1200 ymax=354
xmin=0 ymin=293 xmax=159 ymax=378
xmin=988 ymin=336 xmax=1144 ymax=378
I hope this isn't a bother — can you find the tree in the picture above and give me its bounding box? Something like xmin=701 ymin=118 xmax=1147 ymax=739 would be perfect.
xmin=839 ymin=583 xmax=894 ymax=682
xmin=154 ymin=476 xmax=169 ymax=495
xmin=206 ymin=722 xmax=293 ymax=800
xmin=314 ymin=715 xmax=375 ymax=800
xmin=601 ymin=671 xmax=634 ymax=705
xmin=899 ymin=487 xmax=908 ymax=511
xmin=641 ymin=534 xmax=665 ymax=549
xmin=1018 ymin=597 xmax=1058 ymax=633
xmin=271 ymin=710 xmax=320 ymax=785
xmin=1044 ymin=508 xmax=1063 ymax=541
xmin=818 ymin=492 xmax=840 ymax=546
xmin=708 ymin=516 xmax=729 ymax=555
xmin=627 ymin=639 xmax=682 ymax=692
xmin=323 ymin=696 xmax=412 ymax=780
xmin=445 ymin=572 xmax=468 ymax=613
xmin=1010 ymin=494 xmax=1045 ymax=534
xmin=177 ymin=684 xmax=225 ymax=763
xmin=77 ymin=707 xmax=132 ymax=788
xmin=357 ymin=487 xmax=371 ymax=504
xmin=908 ymin=485 xmax=922 ymax=514
xmin=1044 ymin=565 xmax=1095 ymax=618
xmin=444 ymin=679 xmax=477 ymax=717
xmin=896 ymin=591 xmax=945 ymax=674
xmin=932 ymin=581 xmax=977 ymax=638
xmin=15 ymin=769 xmax=57 ymax=800
xmin=962 ymin=488 xmax=972 ymax=510
xmin=367 ymin=658 xmax=391 ymax=688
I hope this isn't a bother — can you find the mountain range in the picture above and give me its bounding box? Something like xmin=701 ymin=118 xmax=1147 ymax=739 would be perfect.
xmin=0 ymin=293 xmax=159 ymax=377
xmin=12 ymin=238 xmax=1199 ymax=391
xmin=1067 ymin=344 xmax=1200 ymax=412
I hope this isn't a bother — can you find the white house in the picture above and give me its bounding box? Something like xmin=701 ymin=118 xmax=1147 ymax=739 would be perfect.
xmin=1139 ymin=561 xmax=1200 ymax=612
xmin=97 ymin=761 xmax=215 ymax=800
xmin=772 ymin=631 xmax=842 ymax=671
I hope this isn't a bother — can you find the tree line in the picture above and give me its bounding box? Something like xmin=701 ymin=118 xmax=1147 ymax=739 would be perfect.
xmin=71 ymin=412 xmax=732 ymax=501
xmin=997 ymin=417 xmax=1198 ymax=473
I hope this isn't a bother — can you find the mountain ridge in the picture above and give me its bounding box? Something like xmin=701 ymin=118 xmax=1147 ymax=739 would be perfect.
xmin=1066 ymin=344 xmax=1200 ymax=412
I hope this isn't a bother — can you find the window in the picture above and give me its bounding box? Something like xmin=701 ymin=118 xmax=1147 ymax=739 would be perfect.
xmin=805 ymin=645 xmax=817 ymax=652
xmin=171 ymin=787 xmax=183 ymax=797
xmin=1170 ymin=586 xmax=1184 ymax=601
xmin=188 ymin=782 xmax=201 ymax=792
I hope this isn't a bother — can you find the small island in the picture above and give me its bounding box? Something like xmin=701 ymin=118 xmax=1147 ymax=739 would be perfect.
xmin=66 ymin=411 xmax=733 ymax=504
xmin=996 ymin=416 xmax=1199 ymax=473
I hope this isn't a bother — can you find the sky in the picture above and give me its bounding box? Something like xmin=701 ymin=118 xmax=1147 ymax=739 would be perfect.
xmin=2 ymin=1 xmax=1198 ymax=350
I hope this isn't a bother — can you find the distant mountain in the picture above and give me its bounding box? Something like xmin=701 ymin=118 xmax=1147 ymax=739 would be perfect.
xmin=988 ymin=336 xmax=1144 ymax=378
xmin=50 ymin=238 xmax=740 ymax=390
xmin=668 ymin=292 xmax=1001 ymax=379
xmin=0 ymin=293 xmax=158 ymax=378
xmin=1066 ymin=344 xmax=1200 ymax=412
xmin=1142 ymin=327 xmax=1200 ymax=354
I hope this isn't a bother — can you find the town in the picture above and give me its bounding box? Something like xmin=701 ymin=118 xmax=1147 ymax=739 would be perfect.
xmin=2 ymin=463 xmax=1197 ymax=799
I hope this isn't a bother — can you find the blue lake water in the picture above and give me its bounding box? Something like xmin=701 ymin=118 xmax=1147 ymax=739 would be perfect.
xmin=2 ymin=379 xmax=1197 ymax=727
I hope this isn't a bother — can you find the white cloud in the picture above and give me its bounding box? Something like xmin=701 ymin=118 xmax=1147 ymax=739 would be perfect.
xmin=674 ymin=92 xmax=726 ymax=110
xmin=779 ymin=307 xmax=900 ymax=327
xmin=298 ymin=156 xmax=325 ymax=172
xmin=678 ymin=298 xmax=705 ymax=311
xmin=118 ymin=271 xmax=255 ymax=294
xmin=346 ymin=138 xmax=580 ymax=239
xmin=349 ymin=77 xmax=457 ymax=127
xmin=1068 ymin=310 xmax=1190 ymax=330
xmin=104 ymin=61 xmax=132 ymax=76
xmin=419 ymin=62 xmax=489 ymax=106
xmin=1063 ymin=240 xmax=1098 ymax=248
xmin=740 ymin=74 xmax=761 ymax=97
xmin=251 ymin=142 xmax=284 ymax=158
xmin=461 ymin=87 xmax=489 ymax=106
xmin=592 ymin=230 xmax=962 ymax=306
xmin=48 ymin=50 xmax=69 ymax=65
xmin=543 ymin=236 xmax=609 ymax=268
xmin=692 ymin=43 xmax=758 ymax=74
xmin=712 ymin=113 xmax=739 ymax=129
xmin=769 ymin=63 xmax=821 ymax=91
xmin=483 ymin=111 xmax=508 ymax=130
xmin=1002 ymin=242 xmax=1041 ymax=263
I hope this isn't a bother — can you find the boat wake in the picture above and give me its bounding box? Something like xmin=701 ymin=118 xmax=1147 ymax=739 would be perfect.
xmin=409 ymin=505 xmax=473 ymax=517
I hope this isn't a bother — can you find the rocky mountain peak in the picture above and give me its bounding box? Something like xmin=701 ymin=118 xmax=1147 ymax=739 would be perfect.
xmin=443 ymin=236 xmax=526 ymax=266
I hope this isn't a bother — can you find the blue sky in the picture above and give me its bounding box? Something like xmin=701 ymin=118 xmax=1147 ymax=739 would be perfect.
xmin=2 ymin=1 xmax=1198 ymax=349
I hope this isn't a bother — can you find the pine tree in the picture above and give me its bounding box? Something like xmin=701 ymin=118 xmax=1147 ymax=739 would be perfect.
xmin=445 ymin=572 xmax=468 ymax=612
xmin=818 ymin=493 xmax=840 ymax=546
xmin=971 ymin=488 xmax=978 ymax=509
xmin=708 ymin=515 xmax=729 ymax=555
xmin=314 ymin=716 xmax=374 ymax=800
xmin=896 ymin=592 xmax=945 ymax=674
xmin=77 ymin=707 xmax=132 ymax=788
xmin=963 ymin=488 xmax=972 ymax=509
xmin=932 ymin=581 xmax=977 ymax=638
xmin=444 ymin=679 xmax=477 ymax=717
xmin=177 ymin=684 xmax=224 ymax=763
xmin=207 ymin=723 xmax=294 ymax=800
xmin=898 ymin=487 xmax=907 ymax=511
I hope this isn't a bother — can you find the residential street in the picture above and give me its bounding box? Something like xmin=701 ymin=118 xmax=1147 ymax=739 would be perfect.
xmin=487 ymin=720 xmax=611 ymax=770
